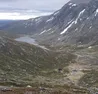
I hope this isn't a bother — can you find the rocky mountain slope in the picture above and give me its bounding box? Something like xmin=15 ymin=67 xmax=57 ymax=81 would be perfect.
xmin=0 ymin=20 xmax=15 ymax=29
xmin=0 ymin=0 xmax=98 ymax=94
xmin=2 ymin=0 xmax=98 ymax=47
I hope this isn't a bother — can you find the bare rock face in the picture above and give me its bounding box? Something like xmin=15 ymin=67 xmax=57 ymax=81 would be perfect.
xmin=71 ymin=0 xmax=91 ymax=4
xmin=2 ymin=0 xmax=98 ymax=46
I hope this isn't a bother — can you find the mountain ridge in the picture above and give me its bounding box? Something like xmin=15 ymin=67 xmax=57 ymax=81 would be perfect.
xmin=2 ymin=0 xmax=98 ymax=47
xmin=71 ymin=0 xmax=91 ymax=4
xmin=0 ymin=0 xmax=98 ymax=93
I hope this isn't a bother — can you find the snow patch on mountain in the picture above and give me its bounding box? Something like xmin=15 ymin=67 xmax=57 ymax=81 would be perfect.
xmin=74 ymin=9 xmax=85 ymax=24
xmin=35 ymin=17 xmax=42 ymax=24
xmin=89 ymin=26 xmax=92 ymax=29
xmin=39 ymin=30 xmax=47 ymax=35
xmin=72 ymin=4 xmax=77 ymax=7
xmin=48 ymin=30 xmax=55 ymax=34
xmin=95 ymin=9 xmax=98 ymax=16
xmin=60 ymin=21 xmax=75 ymax=35
xmin=46 ymin=17 xmax=54 ymax=22
xmin=53 ymin=11 xmax=60 ymax=15
xmin=69 ymin=3 xmax=73 ymax=5
xmin=60 ymin=8 xmax=86 ymax=35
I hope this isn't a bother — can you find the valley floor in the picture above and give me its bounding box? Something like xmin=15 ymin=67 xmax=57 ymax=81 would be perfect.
xmin=0 ymin=86 xmax=90 ymax=94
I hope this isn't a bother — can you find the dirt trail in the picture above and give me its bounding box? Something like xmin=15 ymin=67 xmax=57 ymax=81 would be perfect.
xmin=66 ymin=52 xmax=93 ymax=85
xmin=67 ymin=63 xmax=85 ymax=85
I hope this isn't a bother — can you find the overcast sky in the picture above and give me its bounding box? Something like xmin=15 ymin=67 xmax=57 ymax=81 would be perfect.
xmin=0 ymin=0 xmax=70 ymax=11
xmin=0 ymin=0 xmax=70 ymax=20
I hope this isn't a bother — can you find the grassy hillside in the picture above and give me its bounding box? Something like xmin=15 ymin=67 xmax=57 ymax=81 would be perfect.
xmin=0 ymin=37 xmax=98 ymax=93
xmin=0 ymin=37 xmax=77 ymax=86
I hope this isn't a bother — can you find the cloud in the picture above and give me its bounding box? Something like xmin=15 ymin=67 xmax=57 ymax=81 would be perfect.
xmin=0 ymin=12 xmax=36 ymax=20
xmin=0 ymin=11 xmax=52 ymax=20
xmin=0 ymin=0 xmax=70 ymax=11
xmin=0 ymin=0 xmax=70 ymax=20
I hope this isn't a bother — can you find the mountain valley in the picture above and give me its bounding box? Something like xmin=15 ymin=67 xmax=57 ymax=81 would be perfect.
xmin=0 ymin=0 xmax=98 ymax=94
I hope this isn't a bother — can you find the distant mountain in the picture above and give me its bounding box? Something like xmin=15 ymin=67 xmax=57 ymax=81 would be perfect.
xmin=71 ymin=0 xmax=91 ymax=4
xmin=2 ymin=0 xmax=98 ymax=47
xmin=0 ymin=20 xmax=18 ymax=29
xmin=0 ymin=0 xmax=98 ymax=93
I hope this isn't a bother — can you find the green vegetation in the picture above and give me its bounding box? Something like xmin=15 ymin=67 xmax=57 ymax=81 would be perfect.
xmin=0 ymin=37 xmax=76 ymax=87
xmin=79 ymin=70 xmax=98 ymax=87
xmin=0 ymin=37 xmax=98 ymax=94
